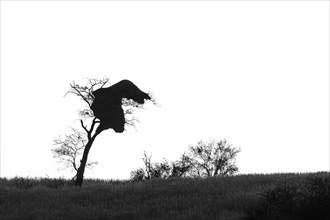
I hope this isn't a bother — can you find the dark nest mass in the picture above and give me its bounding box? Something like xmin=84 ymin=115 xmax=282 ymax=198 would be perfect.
xmin=91 ymin=80 xmax=151 ymax=133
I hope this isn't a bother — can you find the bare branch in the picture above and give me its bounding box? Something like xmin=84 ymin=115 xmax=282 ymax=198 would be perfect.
xmin=66 ymin=81 xmax=92 ymax=108
xmin=65 ymin=77 xmax=111 ymax=111
xmin=80 ymin=120 xmax=89 ymax=135
xmin=52 ymin=127 xmax=98 ymax=176
xmin=147 ymin=91 xmax=160 ymax=107
xmin=86 ymin=161 xmax=99 ymax=169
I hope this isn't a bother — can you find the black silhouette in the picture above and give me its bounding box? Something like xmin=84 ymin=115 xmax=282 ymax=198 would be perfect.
xmin=91 ymin=79 xmax=151 ymax=134
xmin=65 ymin=78 xmax=153 ymax=187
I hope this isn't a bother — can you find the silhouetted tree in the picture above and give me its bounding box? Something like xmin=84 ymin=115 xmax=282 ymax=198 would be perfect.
xmin=52 ymin=128 xmax=98 ymax=179
xmin=56 ymin=77 xmax=154 ymax=187
xmin=185 ymin=139 xmax=240 ymax=177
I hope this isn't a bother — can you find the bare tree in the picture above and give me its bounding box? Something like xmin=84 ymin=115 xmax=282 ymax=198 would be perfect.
xmin=64 ymin=78 xmax=108 ymax=186
xmin=56 ymin=77 xmax=154 ymax=187
xmin=185 ymin=139 xmax=240 ymax=177
xmin=142 ymin=151 xmax=153 ymax=180
xmin=52 ymin=128 xmax=98 ymax=179
xmin=130 ymin=151 xmax=152 ymax=181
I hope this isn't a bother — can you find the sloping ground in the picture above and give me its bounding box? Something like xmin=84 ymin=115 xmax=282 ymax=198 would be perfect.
xmin=0 ymin=172 xmax=329 ymax=220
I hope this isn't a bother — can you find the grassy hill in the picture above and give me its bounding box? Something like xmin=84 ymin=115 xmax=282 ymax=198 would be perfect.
xmin=0 ymin=172 xmax=329 ymax=220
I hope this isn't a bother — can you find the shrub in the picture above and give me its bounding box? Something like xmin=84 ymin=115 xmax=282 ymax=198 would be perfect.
xmin=130 ymin=152 xmax=191 ymax=181
xmin=244 ymin=177 xmax=330 ymax=220
xmin=130 ymin=168 xmax=146 ymax=181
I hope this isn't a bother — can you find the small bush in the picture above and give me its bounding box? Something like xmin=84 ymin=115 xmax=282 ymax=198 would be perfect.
xmin=130 ymin=168 xmax=146 ymax=181
xmin=245 ymin=177 xmax=330 ymax=220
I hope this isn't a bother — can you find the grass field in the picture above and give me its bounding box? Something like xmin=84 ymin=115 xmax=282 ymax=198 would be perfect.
xmin=0 ymin=172 xmax=329 ymax=220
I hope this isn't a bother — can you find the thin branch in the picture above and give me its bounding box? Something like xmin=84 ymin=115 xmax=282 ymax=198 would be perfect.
xmin=72 ymin=159 xmax=78 ymax=171
xmin=66 ymin=81 xmax=92 ymax=108
xmin=80 ymin=120 xmax=89 ymax=135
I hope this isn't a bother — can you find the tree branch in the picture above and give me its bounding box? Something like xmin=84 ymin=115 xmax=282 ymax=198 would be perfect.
xmin=80 ymin=120 xmax=89 ymax=135
xmin=66 ymin=81 xmax=92 ymax=108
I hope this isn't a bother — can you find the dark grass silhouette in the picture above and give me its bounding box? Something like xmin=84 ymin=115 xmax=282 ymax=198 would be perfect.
xmin=244 ymin=176 xmax=330 ymax=220
xmin=1 ymin=172 xmax=329 ymax=220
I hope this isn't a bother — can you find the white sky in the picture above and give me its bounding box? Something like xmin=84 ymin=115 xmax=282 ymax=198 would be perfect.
xmin=1 ymin=1 xmax=329 ymax=180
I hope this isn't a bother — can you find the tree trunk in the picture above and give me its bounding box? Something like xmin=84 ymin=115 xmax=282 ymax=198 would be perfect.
xmin=75 ymin=136 xmax=96 ymax=187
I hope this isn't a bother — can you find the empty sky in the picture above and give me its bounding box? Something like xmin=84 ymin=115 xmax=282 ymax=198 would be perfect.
xmin=1 ymin=1 xmax=329 ymax=179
